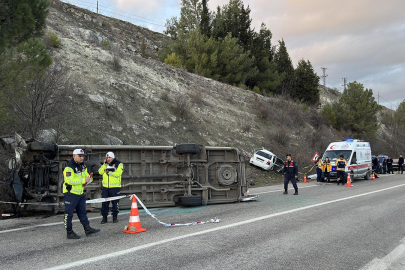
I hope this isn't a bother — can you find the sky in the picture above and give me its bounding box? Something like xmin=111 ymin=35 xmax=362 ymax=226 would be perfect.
xmin=63 ymin=0 xmax=405 ymax=110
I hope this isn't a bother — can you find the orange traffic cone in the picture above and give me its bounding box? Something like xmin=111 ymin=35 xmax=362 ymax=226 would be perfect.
xmin=303 ymin=174 xmax=308 ymax=183
xmin=371 ymin=172 xmax=376 ymax=180
xmin=123 ymin=195 xmax=147 ymax=234
xmin=346 ymin=173 xmax=353 ymax=187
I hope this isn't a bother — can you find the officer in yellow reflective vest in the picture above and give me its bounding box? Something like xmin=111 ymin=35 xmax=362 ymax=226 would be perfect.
xmin=63 ymin=149 xmax=100 ymax=239
xmin=99 ymin=152 xmax=124 ymax=224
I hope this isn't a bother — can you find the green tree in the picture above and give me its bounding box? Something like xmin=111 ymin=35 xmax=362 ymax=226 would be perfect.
xmin=394 ymin=100 xmax=405 ymax=130
xmin=0 ymin=0 xmax=49 ymax=52
xmin=293 ymin=59 xmax=320 ymax=105
xmin=200 ymin=0 xmax=211 ymax=37
xmin=338 ymin=81 xmax=380 ymax=138
xmin=178 ymin=0 xmax=202 ymax=33
xmin=211 ymin=6 xmax=226 ymax=40
xmin=213 ymin=33 xmax=255 ymax=85
xmin=322 ymin=103 xmax=337 ymax=126
xmin=274 ymin=39 xmax=294 ymax=96
xmin=246 ymin=23 xmax=281 ymax=94
xmin=0 ymin=0 xmax=52 ymax=128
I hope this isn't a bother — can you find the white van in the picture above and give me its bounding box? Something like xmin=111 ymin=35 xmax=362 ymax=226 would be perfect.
xmin=322 ymin=139 xmax=372 ymax=180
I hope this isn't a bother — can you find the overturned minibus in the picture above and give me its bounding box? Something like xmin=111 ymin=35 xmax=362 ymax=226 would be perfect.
xmin=3 ymin=134 xmax=255 ymax=213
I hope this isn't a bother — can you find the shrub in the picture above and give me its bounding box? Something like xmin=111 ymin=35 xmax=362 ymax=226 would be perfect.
xmin=141 ymin=37 xmax=148 ymax=57
xmin=160 ymin=91 xmax=170 ymax=102
xmin=164 ymin=53 xmax=181 ymax=68
xmin=172 ymin=94 xmax=191 ymax=119
xmin=112 ymin=55 xmax=122 ymax=71
xmin=46 ymin=31 xmax=61 ymax=48
xmin=190 ymin=89 xmax=203 ymax=105
xmin=242 ymin=124 xmax=251 ymax=133
xmin=101 ymin=39 xmax=110 ymax=48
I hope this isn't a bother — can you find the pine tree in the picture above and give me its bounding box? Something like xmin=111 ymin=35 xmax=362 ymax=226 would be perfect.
xmin=178 ymin=0 xmax=202 ymax=33
xmin=293 ymin=59 xmax=320 ymax=105
xmin=274 ymin=39 xmax=294 ymax=96
xmin=0 ymin=0 xmax=49 ymax=53
xmin=246 ymin=23 xmax=281 ymax=94
xmin=211 ymin=6 xmax=226 ymax=40
xmin=0 ymin=0 xmax=51 ymax=127
xmin=338 ymin=82 xmax=380 ymax=138
xmin=200 ymin=0 xmax=211 ymax=37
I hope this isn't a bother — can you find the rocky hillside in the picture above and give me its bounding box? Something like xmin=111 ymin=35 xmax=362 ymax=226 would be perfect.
xmin=0 ymin=0 xmax=394 ymax=190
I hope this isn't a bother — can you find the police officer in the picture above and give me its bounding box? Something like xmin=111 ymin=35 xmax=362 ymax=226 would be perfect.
xmin=382 ymin=157 xmax=387 ymax=174
xmin=282 ymin=154 xmax=298 ymax=195
xmin=99 ymin=152 xmax=124 ymax=224
xmin=398 ymin=155 xmax=404 ymax=174
xmin=64 ymin=149 xmax=100 ymax=239
xmin=387 ymin=156 xmax=394 ymax=174
xmin=336 ymin=154 xmax=347 ymax=185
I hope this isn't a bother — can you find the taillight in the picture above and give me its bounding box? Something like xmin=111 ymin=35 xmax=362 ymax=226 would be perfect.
xmin=267 ymin=161 xmax=270 ymax=165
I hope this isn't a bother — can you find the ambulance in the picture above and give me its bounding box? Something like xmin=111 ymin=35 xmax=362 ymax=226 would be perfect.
xmin=322 ymin=139 xmax=373 ymax=180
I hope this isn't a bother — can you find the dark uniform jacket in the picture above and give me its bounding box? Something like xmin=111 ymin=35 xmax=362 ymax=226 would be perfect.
xmin=283 ymin=160 xmax=298 ymax=176
xmin=399 ymin=157 xmax=404 ymax=165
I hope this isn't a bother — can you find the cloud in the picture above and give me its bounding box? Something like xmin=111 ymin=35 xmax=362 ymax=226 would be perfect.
xmin=229 ymin=0 xmax=405 ymax=108
xmin=102 ymin=0 xmax=405 ymax=108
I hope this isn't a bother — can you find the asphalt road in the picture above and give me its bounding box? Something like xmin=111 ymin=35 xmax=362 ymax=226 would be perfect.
xmin=1 ymin=174 xmax=405 ymax=270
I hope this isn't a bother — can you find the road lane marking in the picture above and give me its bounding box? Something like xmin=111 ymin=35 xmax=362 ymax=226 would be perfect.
xmin=0 ymin=212 xmax=130 ymax=234
xmin=254 ymin=184 xmax=318 ymax=195
xmin=360 ymin=236 xmax=405 ymax=270
xmin=46 ymin=183 xmax=405 ymax=270
xmin=0 ymin=185 xmax=318 ymax=234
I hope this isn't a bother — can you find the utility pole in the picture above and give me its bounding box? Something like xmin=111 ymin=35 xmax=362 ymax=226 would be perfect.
xmin=378 ymin=92 xmax=380 ymax=105
xmin=342 ymin=77 xmax=347 ymax=91
xmin=97 ymin=1 xmax=98 ymax=14
xmin=321 ymin=67 xmax=328 ymax=91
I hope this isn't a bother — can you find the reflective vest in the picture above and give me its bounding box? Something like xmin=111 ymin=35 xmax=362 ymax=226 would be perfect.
xmin=317 ymin=161 xmax=323 ymax=169
xmin=336 ymin=158 xmax=347 ymax=171
xmin=63 ymin=159 xmax=89 ymax=195
xmin=323 ymin=161 xmax=332 ymax=172
xmin=98 ymin=158 xmax=123 ymax=188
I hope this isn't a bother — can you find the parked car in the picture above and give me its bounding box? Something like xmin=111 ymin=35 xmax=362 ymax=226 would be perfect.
xmin=249 ymin=149 xmax=284 ymax=171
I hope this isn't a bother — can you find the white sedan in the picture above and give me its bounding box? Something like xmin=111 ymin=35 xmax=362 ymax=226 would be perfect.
xmin=250 ymin=149 xmax=277 ymax=171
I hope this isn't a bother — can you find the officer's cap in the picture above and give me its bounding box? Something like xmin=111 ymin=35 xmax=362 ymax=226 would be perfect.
xmin=106 ymin=151 xmax=115 ymax=158
xmin=73 ymin=149 xmax=84 ymax=156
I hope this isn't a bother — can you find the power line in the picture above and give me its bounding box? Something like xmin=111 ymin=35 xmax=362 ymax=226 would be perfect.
xmin=64 ymin=0 xmax=167 ymax=24
xmin=60 ymin=0 xmax=166 ymax=28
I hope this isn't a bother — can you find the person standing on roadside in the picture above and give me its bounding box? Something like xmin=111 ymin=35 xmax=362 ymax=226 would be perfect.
xmin=382 ymin=157 xmax=387 ymax=174
xmin=282 ymin=154 xmax=299 ymax=195
xmin=373 ymin=155 xmax=380 ymax=178
xmin=99 ymin=152 xmax=124 ymax=224
xmin=63 ymin=149 xmax=100 ymax=239
xmin=323 ymin=157 xmax=332 ymax=184
xmin=336 ymin=154 xmax=347 ymax=185
xmin=387 ymin=156 xmax=394 ymax=174
xmin=398 ymin=155 xmax=404 ymax=174
xmin=315 ymin=157 xmax=323 ymax=185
